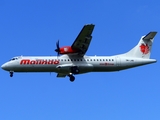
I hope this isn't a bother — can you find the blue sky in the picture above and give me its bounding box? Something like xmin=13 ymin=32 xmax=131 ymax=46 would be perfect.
xmin=0 ymin=0 xmax=160 ymax=120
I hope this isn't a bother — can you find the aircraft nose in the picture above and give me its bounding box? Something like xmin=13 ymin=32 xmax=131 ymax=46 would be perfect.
xmin=1 ymin=63 xmax=8 ymax=70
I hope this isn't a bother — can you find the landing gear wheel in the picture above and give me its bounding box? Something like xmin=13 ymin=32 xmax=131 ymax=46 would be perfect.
xmin=10 ymin=71 xmax=13 ymax=77
xmin=69 ymin=75 xmax=75 ymax=82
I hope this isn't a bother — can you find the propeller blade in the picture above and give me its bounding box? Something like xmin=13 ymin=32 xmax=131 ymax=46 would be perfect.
xmin=55 ymin=40 xmax=60 ymax=56
xmin=56 ymin=40 xmax=60 ymax=50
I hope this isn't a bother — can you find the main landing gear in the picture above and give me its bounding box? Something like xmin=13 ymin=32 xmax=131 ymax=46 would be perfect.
xmin=68 ymin=66 xmax=80 ymax=82
xmin=68 ymin=74 xmax=75 ymax=82
xmin=9 ymin=71 xmax=14 ymax=77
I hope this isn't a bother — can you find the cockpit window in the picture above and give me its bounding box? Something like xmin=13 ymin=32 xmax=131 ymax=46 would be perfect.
xmin=10 ymin=57 xmax=18 ymax=61
xmin=9 ymin=56 xmax=22 ymax=61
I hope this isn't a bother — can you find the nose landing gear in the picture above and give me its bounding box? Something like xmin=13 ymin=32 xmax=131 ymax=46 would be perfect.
xmin=9 ymin=71 xmax=14 ymax=77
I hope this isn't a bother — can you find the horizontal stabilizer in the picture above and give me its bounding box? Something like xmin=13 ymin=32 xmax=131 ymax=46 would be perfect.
xmin=143 ymin=32 xmax=157 ymax=40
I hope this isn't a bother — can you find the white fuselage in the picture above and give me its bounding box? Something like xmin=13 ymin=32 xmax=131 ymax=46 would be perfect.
xmin=1 ymin=28 xmax=157 ymax=81
xmin=1 ymin=55 xmax=156 ymax=75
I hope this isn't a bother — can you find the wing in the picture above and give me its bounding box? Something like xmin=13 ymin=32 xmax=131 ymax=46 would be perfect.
xmin=71 ymin=24 xmax=95 ymax=56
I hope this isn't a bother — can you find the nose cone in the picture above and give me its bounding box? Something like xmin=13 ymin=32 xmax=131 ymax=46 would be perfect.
xmin=1 ymin=63 xmax=8 ymax=71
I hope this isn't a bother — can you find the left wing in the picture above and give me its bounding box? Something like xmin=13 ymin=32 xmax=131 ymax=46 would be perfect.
xmin=71 ymin=24 xmax=95 ymax=56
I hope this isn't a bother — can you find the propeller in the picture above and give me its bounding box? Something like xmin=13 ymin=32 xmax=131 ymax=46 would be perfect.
xmin=55 ymin=40 xmax=60 ymax=56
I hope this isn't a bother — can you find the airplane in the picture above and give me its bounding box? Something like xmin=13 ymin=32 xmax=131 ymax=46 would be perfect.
xmin=1 ymin=24 xmax=157 ymax=82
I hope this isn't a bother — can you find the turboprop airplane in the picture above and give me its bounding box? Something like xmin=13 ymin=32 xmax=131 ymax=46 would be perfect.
xmin=1 ymin=24 xmax=157 ymax=82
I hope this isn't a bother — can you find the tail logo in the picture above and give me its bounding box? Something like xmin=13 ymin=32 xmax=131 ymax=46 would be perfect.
xmin=140 ymin=43 xmax=150 ymax=54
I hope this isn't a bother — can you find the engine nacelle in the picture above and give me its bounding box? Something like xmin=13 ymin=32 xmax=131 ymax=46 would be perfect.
xmin=59 ymin=46 xmax=78 ymax=54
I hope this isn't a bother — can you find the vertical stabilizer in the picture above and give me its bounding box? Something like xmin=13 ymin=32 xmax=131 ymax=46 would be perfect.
xmin=125 ymin=32 xmax=157 ymax=59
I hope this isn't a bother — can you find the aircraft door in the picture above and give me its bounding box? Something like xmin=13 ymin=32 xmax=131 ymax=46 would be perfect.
xmin=116 ymin=56 xmax=121 ymax=66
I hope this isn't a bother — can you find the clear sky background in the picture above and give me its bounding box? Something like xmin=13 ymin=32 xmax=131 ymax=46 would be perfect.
xmin=0 ymin=0 xmax=160 ymax=120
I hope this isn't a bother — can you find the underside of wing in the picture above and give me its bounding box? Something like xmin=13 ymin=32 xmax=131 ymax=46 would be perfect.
xmin=71 ymin=24 xmax=95 ymax=56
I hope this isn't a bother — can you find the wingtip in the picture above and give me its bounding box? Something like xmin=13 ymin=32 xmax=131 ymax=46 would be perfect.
xmin=85 ymin=23 xmax=95 ymax=26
